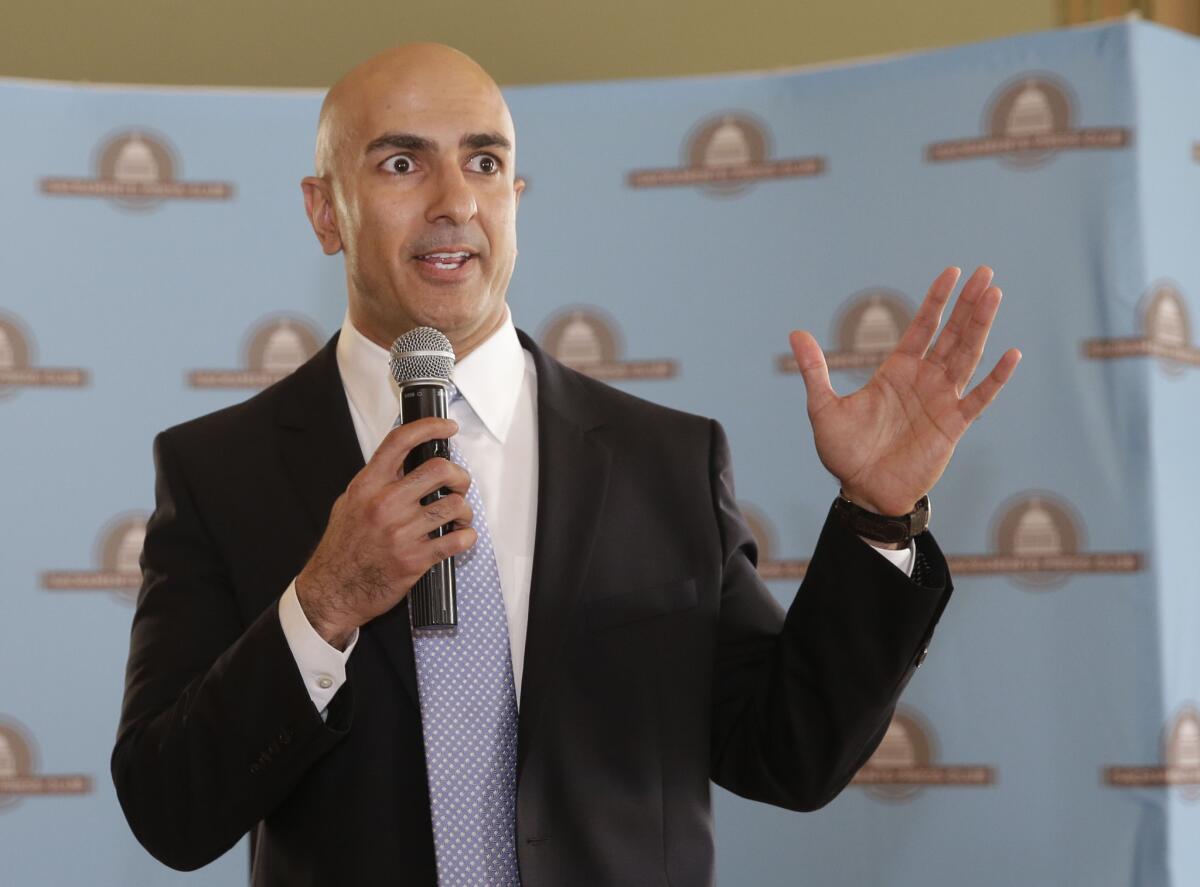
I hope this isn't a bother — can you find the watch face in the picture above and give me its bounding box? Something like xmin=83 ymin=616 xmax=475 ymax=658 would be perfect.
xmin=912 ymin=496 xmax=931 ymax=535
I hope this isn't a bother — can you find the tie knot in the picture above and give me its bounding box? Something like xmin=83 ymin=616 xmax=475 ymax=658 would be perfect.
xmin=447 ymin=382 xmax=462 ymax=404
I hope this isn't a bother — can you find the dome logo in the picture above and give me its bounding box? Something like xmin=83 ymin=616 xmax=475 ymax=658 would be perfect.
xmin=945 ymin=491 xmax=1142 ymax=590
xmin=40 ymin=129 xmax=234 ymax=209
xmin=1084 ymin=282 xmax=1200 ymax=375
xmin=0 ymin=311 xmax=88 ymax=400
xmin=851 ymin=707 xmax=996 ymax=802
xmin=926 ymin=74 xmax=1130 ymax=169
xmin=776 ymin=289 xmax=914 ymax=379
xmin=1105 ymin=705 xmax=1200 ymax=800
xmin=0 ymin=716 xmax=91 ymax=813
xmin=41 ymin=512 xmax=149 ymax=604
xmin=628 ymin=112 xmax=826 ymax=196
xmin=188 ymin=315 xmax=323 ymax=388
xmin=540 ymin=308 xmax=676 ymax=380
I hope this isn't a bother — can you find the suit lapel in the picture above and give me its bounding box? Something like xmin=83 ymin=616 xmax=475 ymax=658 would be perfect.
xmin=277 ymin=334 xmax=364 ymax=530
xmin=274 ymin=329 xmax=614 ymax=730
xmin=276 ymin=333 xmax=421 ymax=709
xmin=515 ymin=331 xmax=611 ymax=775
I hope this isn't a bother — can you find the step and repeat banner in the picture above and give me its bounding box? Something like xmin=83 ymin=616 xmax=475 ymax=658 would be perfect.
xmin=2 ymin=19 xmax=1199 ymax=887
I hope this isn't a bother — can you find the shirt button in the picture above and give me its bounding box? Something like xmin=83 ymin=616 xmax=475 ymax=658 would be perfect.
xmin=317 ymin=675 xmax=334 ymax=690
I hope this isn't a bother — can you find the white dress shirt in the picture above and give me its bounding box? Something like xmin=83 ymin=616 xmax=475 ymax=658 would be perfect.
xmin=278 ymin=308 xmax=914 ymax=713
xmin=279 ymin=308 xmax=538 ymax=709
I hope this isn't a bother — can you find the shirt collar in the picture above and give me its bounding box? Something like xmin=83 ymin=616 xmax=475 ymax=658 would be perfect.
xmin=335 ymin=307 xmax=526 ymax=444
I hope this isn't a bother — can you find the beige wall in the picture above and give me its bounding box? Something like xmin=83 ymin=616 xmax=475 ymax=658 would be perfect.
xmin=4 ymin=1 xmax=1057 ymax=88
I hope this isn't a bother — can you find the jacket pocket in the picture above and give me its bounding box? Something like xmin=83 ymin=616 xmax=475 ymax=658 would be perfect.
xmin=587 ymin=578 xmax=698 ymax=631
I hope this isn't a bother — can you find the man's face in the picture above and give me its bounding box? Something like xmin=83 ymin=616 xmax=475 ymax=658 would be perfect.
xmin=308 ymin=58 xmax=523 ymax=353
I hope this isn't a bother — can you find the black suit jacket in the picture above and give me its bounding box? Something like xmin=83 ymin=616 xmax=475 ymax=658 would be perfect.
xmin=113 ymin=331 xmax=953 ymax=886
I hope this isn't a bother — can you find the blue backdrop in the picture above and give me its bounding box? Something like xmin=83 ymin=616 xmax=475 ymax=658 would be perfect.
xmin=2 ymin=19 xmax=1199 ymax=886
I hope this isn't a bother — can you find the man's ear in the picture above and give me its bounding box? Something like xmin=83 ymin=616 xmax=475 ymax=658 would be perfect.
xmin=301 ymin=176 xmax=344 ymax=255
xmin=514 ymin=175 xmax=526 ymax=209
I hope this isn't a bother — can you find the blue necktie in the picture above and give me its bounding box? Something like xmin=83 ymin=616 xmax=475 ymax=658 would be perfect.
xmin=407 ymin=390 xmax=522 ymax=886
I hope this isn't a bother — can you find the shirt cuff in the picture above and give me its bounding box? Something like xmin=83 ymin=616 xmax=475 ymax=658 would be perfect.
xmin=278 ymin=579 xmax=359 ymax=714
xmin=863 ymin=539 xmax=916 ymax=577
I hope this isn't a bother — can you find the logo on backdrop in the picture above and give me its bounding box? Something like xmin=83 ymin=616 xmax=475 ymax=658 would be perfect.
xmin=627 ymin=112 xmax=826 ymax=195
xmin=539 ymin=308 xmax=676 ymax=380
xmin=1193 ymin=143 xmax=1200 ymax=164
xmin=0 ymin=716 xmax=91 ymax=812
xmin=188 ymin=315 xmax=323 ymax=388
xmin=739 ymin=502 xmax=809 ymax=580
xmin=1105 ymin=705 xmax=1200 ymax=800
xmin=40 ymin=129 xmax=234 ymax=210
xmin=41 ymin=512 xmax=148 ymax=604
xmin=776 ymin=289 xmax=914 ymax=379
xmin=926 ymin=74 xmax=1131 ymax=169
xmin=945 ymin=490 xmax=1142 ymax=589
xmin=850 ymin=707 xmax=996 ymax=802
xmin=0 ymin=311 xmax=88 ymax=399
xmin=1084 ymin=282 xmax=1200 ymax=374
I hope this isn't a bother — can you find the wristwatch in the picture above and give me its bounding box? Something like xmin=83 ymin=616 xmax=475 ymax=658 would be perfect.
xmin=832 ymin=491 xmax=931 ymax=549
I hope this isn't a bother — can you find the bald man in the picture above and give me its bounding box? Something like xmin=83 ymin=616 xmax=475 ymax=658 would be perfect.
xmin=113 ymin=44 xmax=1016 ymax=886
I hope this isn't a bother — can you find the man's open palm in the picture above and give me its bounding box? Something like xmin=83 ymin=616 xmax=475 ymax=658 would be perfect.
xmin=790 ymin=266 xmax=1022 ymax=517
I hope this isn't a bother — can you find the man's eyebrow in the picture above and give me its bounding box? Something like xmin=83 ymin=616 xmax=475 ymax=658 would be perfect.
xmin=364 ymin=133 xmax=435 ymax=155
xmin=363 ymin=132 xmax=512 ymax=156
xmin=461 ymin=132 xmax=512 ymax=151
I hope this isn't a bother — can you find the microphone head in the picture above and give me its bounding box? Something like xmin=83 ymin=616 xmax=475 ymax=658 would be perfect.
xmin=389 ymin=326 xmax=456 ymax=385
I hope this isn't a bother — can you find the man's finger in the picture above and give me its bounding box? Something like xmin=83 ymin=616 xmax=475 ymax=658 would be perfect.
xmin=944 ymin=286 xmax=1002 ymax=393
xmin=893 ymin=266 xmax=960 ymax=358
xmin=389 ymin=492 xmax=474 ymax=545
xmin=417 ymin=525 xmax=479 ymax=570
xmin=360 ymin=417 xmax=459 ymax=489
xmin=959 ymin=348 xmax=1021 ymax=423
xmin=393 ymin=525 xmax=480 ymax=590
xmin=926 ymin=266 xmax=994 ymax=368
xmin=394 ymin=457 xmax=472 ymax=502
xmin=789 ymin=330 xmax=837 ymax=416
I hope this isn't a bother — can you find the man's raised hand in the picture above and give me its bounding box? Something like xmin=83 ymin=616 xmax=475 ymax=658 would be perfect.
xmin=789 ymin=266 xmax=1022 ymax=517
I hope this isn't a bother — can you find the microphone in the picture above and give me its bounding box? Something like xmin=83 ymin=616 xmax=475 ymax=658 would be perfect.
xmin=389 ymin=326 xmax=458 ymax=628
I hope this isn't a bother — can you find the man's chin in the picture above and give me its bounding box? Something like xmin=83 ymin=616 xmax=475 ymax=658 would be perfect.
xmin=406 ymin=298 xmax=504 ymax=346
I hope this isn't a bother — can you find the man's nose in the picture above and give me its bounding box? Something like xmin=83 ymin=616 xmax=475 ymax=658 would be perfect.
xmin=425 ymin=163 xmax=478 ymax=226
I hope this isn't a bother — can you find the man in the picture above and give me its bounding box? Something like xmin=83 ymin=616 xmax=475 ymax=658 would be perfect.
xmin=112 ymin=43 xmax=1019 ymax=886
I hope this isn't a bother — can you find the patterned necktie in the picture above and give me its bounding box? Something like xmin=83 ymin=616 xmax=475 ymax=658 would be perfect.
xmin=407 ymin=390 xmax=522 ymax=886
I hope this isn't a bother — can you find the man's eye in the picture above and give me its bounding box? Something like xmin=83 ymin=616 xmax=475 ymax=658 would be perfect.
xmin=382 ymin=154 xmax=414 ymax=174
xmin=468 ymin=154 xmax=500 ymax=174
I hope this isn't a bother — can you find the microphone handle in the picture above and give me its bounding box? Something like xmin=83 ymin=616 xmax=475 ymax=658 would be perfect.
xmin=399 ymin=382 xmax=457 ymax=628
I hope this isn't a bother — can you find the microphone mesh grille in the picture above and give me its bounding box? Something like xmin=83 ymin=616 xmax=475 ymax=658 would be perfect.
xmin=389 ymin=326 xmax=456 ymax=383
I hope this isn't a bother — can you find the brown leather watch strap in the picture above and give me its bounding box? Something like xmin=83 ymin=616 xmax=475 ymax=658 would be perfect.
xmin=831 ymin=492 xmax=931 ymax=547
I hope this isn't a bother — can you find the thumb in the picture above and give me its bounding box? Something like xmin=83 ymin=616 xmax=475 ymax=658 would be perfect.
xmin=789 ymin=330 xmax=836 ymax=416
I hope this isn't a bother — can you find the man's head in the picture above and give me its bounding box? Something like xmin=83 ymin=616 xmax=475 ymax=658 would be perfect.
xmin=302 ymin=43 xmax=524 ymax=357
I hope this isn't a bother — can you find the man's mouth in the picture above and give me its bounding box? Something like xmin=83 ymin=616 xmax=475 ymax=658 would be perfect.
xmin=415 ymin=251 xmax=475 ymax=271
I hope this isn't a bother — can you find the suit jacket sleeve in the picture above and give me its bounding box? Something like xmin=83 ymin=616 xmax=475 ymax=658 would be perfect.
xmin=111 ymin=430 xmax=352 ymax=871
xmin=705 ymin=419 xmax=952 ymax=811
